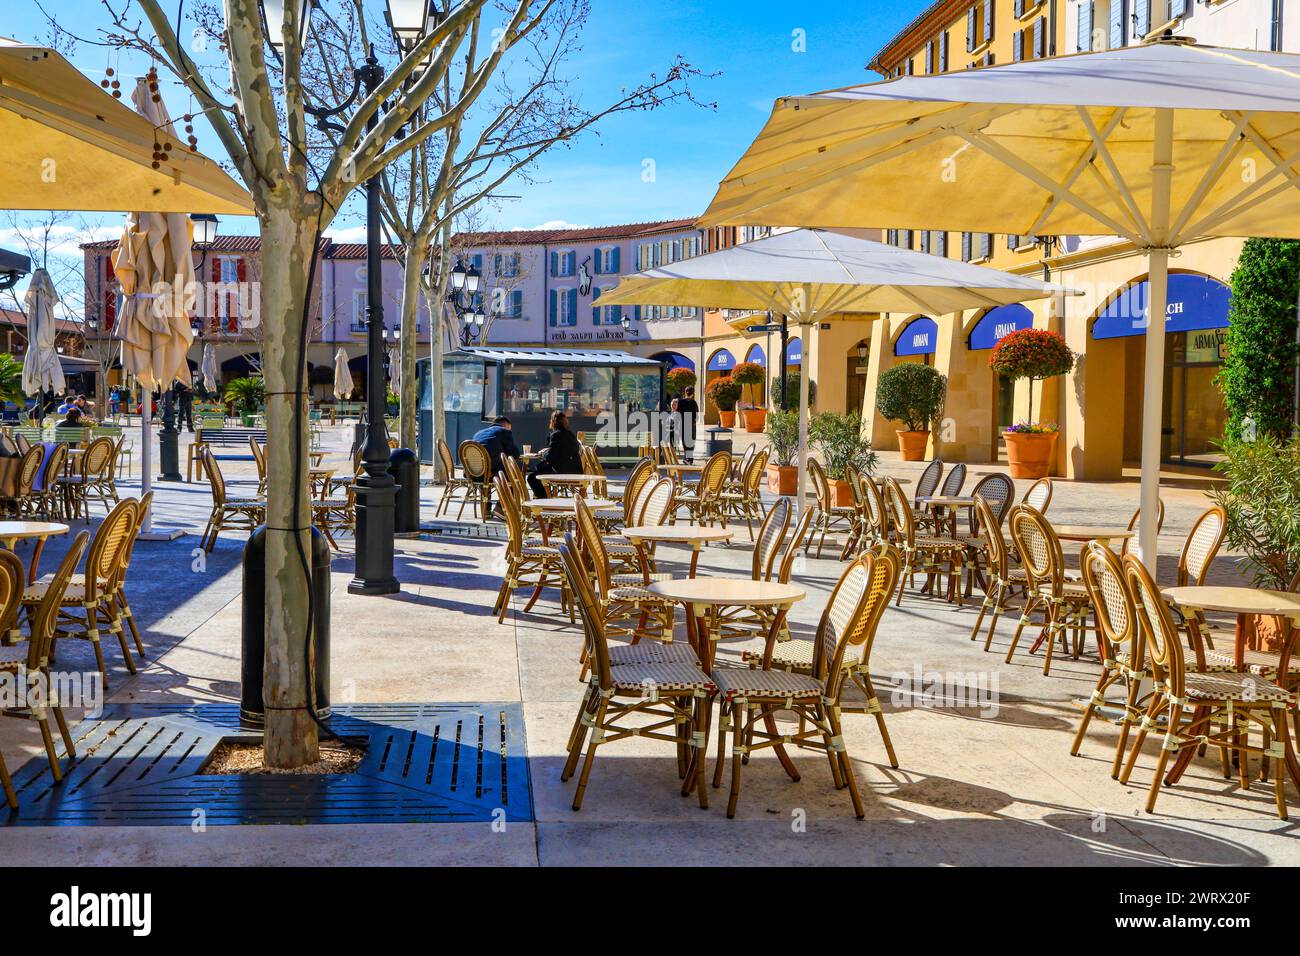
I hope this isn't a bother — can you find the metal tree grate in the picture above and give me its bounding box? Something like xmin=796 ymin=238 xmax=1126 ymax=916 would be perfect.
xmin=4 ymin=702 xmax=532 ymax=826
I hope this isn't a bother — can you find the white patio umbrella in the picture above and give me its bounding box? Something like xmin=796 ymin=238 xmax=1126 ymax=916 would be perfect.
xmin=113 ymin=79 xmax=197 ymax=536
xmin=595 ymin=229 xmax=1069 ymax=513
xmin=388 ymin=342 xmax=401 ymax=394
xmin=21 ymin=268 xmax=65 ymax=401
xmin=200 ymin=341 xmax=219 ymax=393
xmin=700 ymin=37 xmax=1300 ymax=561
xmin=333 ymin=347 xmax=355 ymax=400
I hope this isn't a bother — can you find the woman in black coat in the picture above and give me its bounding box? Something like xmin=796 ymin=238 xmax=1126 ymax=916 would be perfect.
xmin=527 ymin=410 xmax=584 ymax=498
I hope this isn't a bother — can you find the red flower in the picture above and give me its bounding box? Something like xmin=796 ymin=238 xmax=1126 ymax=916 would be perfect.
xmin=989 ymin=328 xmax=1074 ymax=381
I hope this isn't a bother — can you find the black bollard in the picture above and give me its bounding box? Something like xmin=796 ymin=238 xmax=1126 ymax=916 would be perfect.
xmin=390 ymin=447 xmax=418 ymax=533
xmin=240 ymin=524 xmax=332 ymax=725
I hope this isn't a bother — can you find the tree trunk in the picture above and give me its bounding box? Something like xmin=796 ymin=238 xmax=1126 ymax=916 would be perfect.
xmin=431 ymin=304 xmax=447 ymax=455
xmin=398 ymin=243 xmax=425 ymax=451
xmin=259 ymin=202 xmax=320 ymax=769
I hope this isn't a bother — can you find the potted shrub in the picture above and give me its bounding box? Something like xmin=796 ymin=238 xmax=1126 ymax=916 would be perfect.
xmin=875 ymin=363 xmax=947 ymax=461
xmin=706 ymin=375 xmax=741 ymax=427
xmin=771 ymin=369 xmax=815 ymax=410
xmin=811 ymin=411 xmax=879 ymax=505
xmin=1211 ymin=436 xmax=1300 ymax=650
xmin=224 ymin=376 xmax=265 ymax=426
xmin=764 ymin=409 xmax=800 ymax=494
xmin=665 ymin=367 xmax=696 ymax=399
xmin=732 ymin=360 xmax=767 ymax=432
xmin=989 ymin=328 xmax=1074 ymax=478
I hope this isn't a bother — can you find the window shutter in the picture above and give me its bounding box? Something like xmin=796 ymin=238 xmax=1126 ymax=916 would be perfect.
xmin=610 ymin=246 xmax=620 ymax=273
xmin=549 ymin=251 xmax=558 ymax=277
xmin=1033 ymin=17 xmax=1045 ymax=57
xmin=981 ymin=233 xmax=993 ymax=259
xmin=233 ymin=257 xmax=247 ymax=331
xmin=104 ymin=255 xmax=117 ymax=331
xmin=984 ymin=0 xmax=995 ymax=41
xmin=591 ymin=286 xmax=601 ymax=324
xmin=938 ymin=31 xmax=948 ymax=71
xmin=1078 ymin=0 xmax=1094 ymax=50
xmin=925 ymin=40 xmax=934 ymax=73
xmin=887 ymin=228 xmax=897 ymax=246
xmin=593 ymin=248 xmax=603 ymax=275
xmin=1012 ymin=28 xmax=1022 ymax=61
xmin=567 ymin=289 xmax=578 ymax=324
xmin=1008 ymin=234 xmax=1019 ymax=250
xmin=967 ymin=6 xmax=978 ymax=51
xmin=962 ymin=232 xmax=973 ymax=261
xmin=1132 ymin=0 xmax=1150 ymax=40
xmin=1109 ymin=0 xmax=1126 ymax=48
xmin=1014 ymin=0 xmax=1024 ymax=17
xmin=937 ymin=232 xmax=948 ymax=257
xmin=920 ymin=231 xmax=930 ymax=254
xmin=511 ymin=291 xmax=522 ymax=319
xmin=1169 ymin=0 xmax=1186 ymax=17
xmin=548 ymin=288 xmax=557 ymax=326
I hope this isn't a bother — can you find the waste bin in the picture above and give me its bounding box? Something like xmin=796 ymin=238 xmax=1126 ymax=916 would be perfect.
xmin=706 ymin=426 xmax=733 ymax=458
xmin=241 ymin=524 xmax=332 ymax=725
xmin=390 ymin=447 xmax=419 ymax=533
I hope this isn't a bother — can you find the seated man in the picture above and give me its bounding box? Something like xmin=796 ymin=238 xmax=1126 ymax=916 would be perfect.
xmin=470 ymin=416 xmax=521 ymax=477
xmin=56 ymin=407 xmax=84 ymax=430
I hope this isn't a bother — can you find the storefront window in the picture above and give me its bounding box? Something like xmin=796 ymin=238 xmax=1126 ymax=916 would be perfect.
xmin=618 ymin=367 xmax=661 ymax=411
xmin=443 ymin=359 xmax=484 ymax=414
xmin=500 ymin=364 xmax=615 ymax=417
xmin=1162 ymin=329 xmax=1227 ymax=467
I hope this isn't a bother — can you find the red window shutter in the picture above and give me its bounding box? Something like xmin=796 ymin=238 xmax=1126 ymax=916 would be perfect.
xmin=103 ymin=255 xmax=117 ymax=332
xmin=210 ymin=256 xmax=222 ymax=333
xmin=232 ymin=257 xmax=246 ymax=331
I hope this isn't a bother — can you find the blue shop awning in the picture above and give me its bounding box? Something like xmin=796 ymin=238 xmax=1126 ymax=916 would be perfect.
xmin=786 ymin=337 xmax=802 ymax=366
xmin=745 ymin=344 xmax=766 ymax=366
xmin=895 ymin=317 xmax=937 ymax=356
xmin=969 ymin=303 xmax=1033 ymax=350
xmin=707 ymin=349 xmax=735 ymax=372
xmin=1092 ymin=273 xmax=1231 ymax=340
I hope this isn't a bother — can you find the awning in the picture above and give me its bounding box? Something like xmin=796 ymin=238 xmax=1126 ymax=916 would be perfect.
xmin=969 ymin=303 xmax=1033 ymax=350
xmin=706 ymin=349 xmax=735 ymax=372
xmin=895 ymin=317 xmax=938 ymax=356
xmin=786 ymin=338 xmax=802 ymax=366
xmin=1092 ymin=273 xmax=1231 ymax=340
xmin=652 ymin=351 xmax=695 ymax=371
xmin=744 ymin=344 xmax=767 ymax=366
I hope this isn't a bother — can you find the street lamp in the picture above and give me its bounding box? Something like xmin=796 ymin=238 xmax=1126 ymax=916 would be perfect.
xmin=256 ymin=0 xmax=437 ymax=596
xmin=189 ymin=213 xmax=219 ymax=334
xmin=619 ymin=313 xmax=640 ymax=338
xmin=445 ymin=259 xmax=486 ymax=346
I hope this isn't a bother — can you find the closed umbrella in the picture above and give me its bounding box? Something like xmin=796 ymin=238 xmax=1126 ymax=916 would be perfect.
xmin=113 ymin=79 xmax=198 ymax=536
xmin=200 ymin=341 xmax=219 ymax=394
xmin=701 ymin=38 xmax=1300 ymax=561
xmin=21 ymin=268 xmax=65 ymax=404
xmin=334 ymin=348 xmax=355 ymax=400
xmin=596 ymin=228 xmax=1068 ymax=514
xmin=388 ymin=343 xmax=401 ymax=394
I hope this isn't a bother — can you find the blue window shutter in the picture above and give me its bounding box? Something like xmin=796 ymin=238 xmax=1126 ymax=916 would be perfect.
xmin=611 ymin=246 xmax=620 ymax=273
xmin=984 ymin=0 xmax=994 ymax=41
xmin=592 ymin=248 xmax=602 ymax=275
xmin=549 ymin=251 xmax=557 ymax=277
xmin=591 ymin=286 xmax=601 ymax=324
xmin=566 ymin=251 xmax=575 ymax=275
xmin=493 ymin=253 xmax=501 ymax=276
xmin=1033 ymin=17 xmax=1044 ymax=57
xmin=1110 ymin=0 xmax=1126 ymax=48
xmin=1132 ymin=0 xmax=1150 ymax=40
xmin=567 ymin=288 xmax=578 ymax=324
xmin=938 ymin=30 xmax=948 ymax=71
xmin=1078 ymin=0 xmax=1093 ymax=50
xmin=1170 ymin=0 xmax=1186 ymax=17
xmin=548 ymin=288 xmax=557 ymax=326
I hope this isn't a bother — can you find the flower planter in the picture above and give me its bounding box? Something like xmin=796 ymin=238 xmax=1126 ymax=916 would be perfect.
xmin=767 ymin=463 xmax=798 ymax=495
xmin=1004 ymin=430 xmax=1058 ymax=479
xmin=719 ymin=410 xmax=737 ymax=428
xmin=742 ymin=408 xmax=767 ymax=433
xmin=830 ymin=478 xmax=854 ymax=507
xmin=240 ymin=413 xmax=257 ymax=427
xmin=896 ymin=429 xmax=930 ymax=461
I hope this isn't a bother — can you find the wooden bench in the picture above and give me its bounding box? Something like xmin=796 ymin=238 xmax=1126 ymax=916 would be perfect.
xmin=189 ymin=426 xmax=269 ymax=482
xmin=578 ymin=431 xmax=651 ymax=467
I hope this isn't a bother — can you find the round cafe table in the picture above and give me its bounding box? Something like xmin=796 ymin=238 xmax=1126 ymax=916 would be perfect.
xmin=0 ymin=520 xmax=69 ymax=585
xmin=523 ymin=497 xmax=617 ymax=512
xmin=915 ymin=494 xmax=976 ymax=535
xmin=647 ymin=577 xmax=807 ymax=795
xmin=1160 ymin=585 xmax=1300 ymax=790
xmin=538 ymin=474 xmax=605 ymax=497
xmin=1051 ymin=526 xmax=1134 ymax=547
xmin=621 ymin=525 xmax=733 ymax=578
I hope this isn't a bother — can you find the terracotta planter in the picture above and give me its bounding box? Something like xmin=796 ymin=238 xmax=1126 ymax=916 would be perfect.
xmin=830 ymin=478 xmax=854 ymax=507
xmin=767 ymin=463 xmax=798 ymax=495
xmin=719 ymin=410 xmax=737 ymax=427
xmin=742 ymin=408 xmax=768 ymax=433
xmin=1004 ymin=430 xmax=1059 ymax=479
xmin=896 ymin=429 xmax=930 ymax=461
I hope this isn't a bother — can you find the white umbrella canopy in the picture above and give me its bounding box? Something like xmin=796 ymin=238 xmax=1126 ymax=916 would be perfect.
xmin=21 ymin=268 xmax=65 ymax=398
xmin=334 ymin=348 xmax=355 ymax=400
xmin=200 ymin=341 xmax=219 ymax=393
xmin=388 ymin=343 xmax=401 ymax=393
xmin=700 ymin=37 xmax=1300 ymax=561
xmin=597 ymin=229 xmax=1068 ymax=514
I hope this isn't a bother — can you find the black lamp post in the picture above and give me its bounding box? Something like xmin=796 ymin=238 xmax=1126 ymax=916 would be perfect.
xmin=445 ymin=259 xmax=486 ymax=346
xmin=260 ymin=0 xmax=438 ymax=595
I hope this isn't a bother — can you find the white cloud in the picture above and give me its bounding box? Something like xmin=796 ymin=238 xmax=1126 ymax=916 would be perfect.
xmin=515 ymin=220 xmax=591 ymax=231
xmin=322 ymin=225 xmax=370 ymax=243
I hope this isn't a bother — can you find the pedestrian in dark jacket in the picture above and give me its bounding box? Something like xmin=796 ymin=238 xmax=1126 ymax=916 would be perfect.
xmin=528 ymin=411 xmax=582 ymax=498
xmin=676 ymin=387 xmax=699 ymax=462
xmin=470 ymin=417 xmax=521 ymax=477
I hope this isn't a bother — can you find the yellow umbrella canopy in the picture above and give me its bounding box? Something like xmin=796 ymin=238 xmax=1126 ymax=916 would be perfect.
xmin=699 ymin=38 xmax=1300 ymax=561
xmin=0 ymin=42 xmax=252 ymax=214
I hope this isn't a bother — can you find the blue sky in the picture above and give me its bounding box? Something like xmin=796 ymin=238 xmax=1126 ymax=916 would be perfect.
xmin=2 ymin=0 xmax=915 ymax=250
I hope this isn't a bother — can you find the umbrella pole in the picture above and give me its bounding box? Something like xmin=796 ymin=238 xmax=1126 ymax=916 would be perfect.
xmin=795 ymin=317 xmax=812 ymax=520
xmin=1137 ymin=110 xmax=1175 ymax=567
xmin=142 ymin=389 xmax=153 ymax=534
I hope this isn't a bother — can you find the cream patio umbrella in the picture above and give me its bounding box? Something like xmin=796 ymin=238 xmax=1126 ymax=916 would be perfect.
xmin=113 ymin=79 xmax=200 ymax=536
xmin=700 ymin=37 xmax=1300 ymax=561
xmin=334 ymin=347 xmax=355 ymax=400
xmin=21 ymin=268 xmax=65 ymax=403
xmin=200 ymin=341 xmax=220 ymax=394
xmin=0 ymin=42 xmax=251 ymax=215
xmin=595 ymin=228 xmax=1069 ymax=513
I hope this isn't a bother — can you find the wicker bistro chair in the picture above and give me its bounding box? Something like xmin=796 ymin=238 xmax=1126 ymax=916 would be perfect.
xmin=859 ymin=474 xmax=893 ymax=549
xmin=491 ymin=475 xmax=571 ymax=623
xmin=1073 ymin=541 xmax=1150 ymax=777
xmin=434 ymin=438 xmax=473 ymax=517
xmin=198 ymin=447 xmax=266 ymax=553
xmin=30 ymin=443 xmax=68 ymax=520
xmin=454 ymin=440 xmax=494 ymax=521
xmin=954 ymin=472 xmax=1017 ymax=593
xmin=574 ymin=496 xmax=678 ymax=645
xmin=558 ymin=537 xmax=715 ymax=812
xmin=720 ymin=447 xmax=769 ymax=540
xmin=805 ymin=459 xmax=856 ymax=558
xmin=24 ymin=498 xmax=140 ymax=687
xmin=1119 ymin=553 xmax=1297 ymax=819
xmin=674 ymin=450 xmax=731 ymax=527
xmin=56 ymin=436 xmax=115 ymax=523
xmin=838 ymin=466 xmax=875 ymax=560
xmin=615 ymin=459 xmax=656 ymax=512
xmin=710 ymin=548 xmax=901 ymax=819
xmin=1121 ymin=499 xmax=1166 ymax=558
xmin=912 ymin=458 xmax=943 ymax=507
xmin=250 ymin=438 xmax=268 ymax=495
xmin=918 ymin=462 xmax=968 ymax=534
xmin=736 ymin=507 xmax=824 ymax=659
xmin=715 ymin=499 xmax=792 ymax=641
xmin=107 ymin=490 xmax=151 ymax=661
xmin=885 ymin=476 xmax=967 ymax=607
xmin=0 ymin=444 xmax=45 ymax=518
xmin=312 ymin=480 xmax=357 ymax=551
xmin=602 ymin=476 xmax=674 ymax=573
xmin=1006 ymin=507 xmax=1095 ymax=676
xmin=969 ymin=500 xmax=1032 ymax=650
xmin=0 ymin=533 xmax=89 ymax=802
xmin=1021 ymin=477 xmax=1053 ymax=512
xmin=1166 ymin=506 xmax=1228 ymax=650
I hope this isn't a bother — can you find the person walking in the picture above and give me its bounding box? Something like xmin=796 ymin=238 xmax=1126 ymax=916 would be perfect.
xmin=175 ymin=381 xmax=194 ymax=431
xmin=676 ymin=386 xmax=699 ymax=462
xmin=527 ymin=410 xmax=582 ymax=499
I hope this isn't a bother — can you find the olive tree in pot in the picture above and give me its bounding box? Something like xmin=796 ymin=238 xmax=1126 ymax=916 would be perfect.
xmin=764 ymin=410 xmax=800 ymax=494
xmin=811 ymin=411 xmax=879 ymax=505
xmin=732 ymin=361 xmax=767 ymax=432
xmin=988 ymin=328 xmax=1074 ymax=478
xmin=874 ymin=363 xmax=947 ymax=461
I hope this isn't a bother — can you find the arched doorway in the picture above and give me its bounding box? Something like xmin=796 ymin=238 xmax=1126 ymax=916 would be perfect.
xmin=703 ymin=348 xmax=735 ymax=425
xmin=845 ymin=336 xmax=871 ymax=416
xmin=1091 ymin=272 xmax=1231 ymax=468
xmin=893 ymin=317 xmax=936 ymax=366
xmin=744 ymin=343 xmax=767 ymax=409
